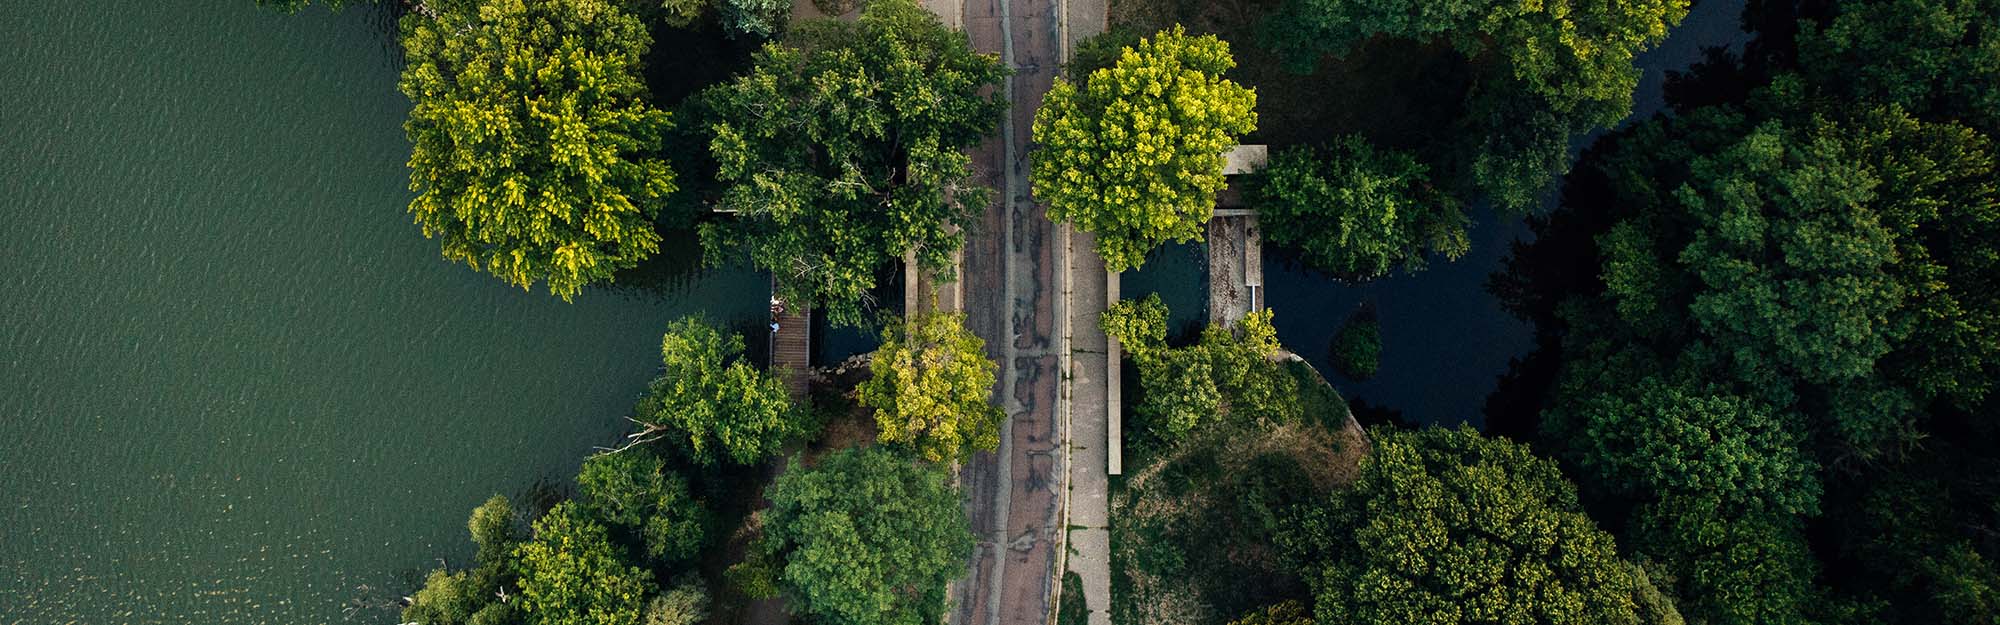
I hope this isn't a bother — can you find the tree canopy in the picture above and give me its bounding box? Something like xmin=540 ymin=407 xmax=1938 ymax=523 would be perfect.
xmin=1248 ymin=139 xmax=1468 ymax=279
xmin=1102 ymin=295 xmax=1299 ymax=442
xmin=399 ymin=0 xmax=675 ymax=300
xmin=699 ymin=0 xmax=1007 ymax=325
xmin=577 ymin=447 xmax=710 ymax=567
xmin=512 ymin=502 xmax=653 ymax=625
xmin=402 ymin=495 xmax=522 ymax=625
xmin=1261 ymin=0 xmax=1687 ymax=211
xmin=1281 ymin=426 xmax=1675 ymax=625
xmin=1031 ymin=26 xmax=1258 ymax=271
xmin=634 ymin=317 xmax=798 ymax=465
xmin=1490 ymin=1 xmax=2000 ymax=621
xmin=858 ymin=312 xmax=1003 ymax=463
xmin=759 ymin=447 xmax=974 ymax=625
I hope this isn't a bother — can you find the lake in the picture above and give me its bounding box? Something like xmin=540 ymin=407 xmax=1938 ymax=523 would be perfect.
xmin=0 ymin=2 xmax=777 ymax=623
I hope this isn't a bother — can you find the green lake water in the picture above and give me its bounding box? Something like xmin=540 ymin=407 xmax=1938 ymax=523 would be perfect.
xmin=0 ymin=2 xmax=769 ymax=623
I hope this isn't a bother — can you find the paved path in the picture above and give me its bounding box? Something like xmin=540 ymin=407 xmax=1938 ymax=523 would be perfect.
xmin=944 ymin=0 xmax=1110 ymax=623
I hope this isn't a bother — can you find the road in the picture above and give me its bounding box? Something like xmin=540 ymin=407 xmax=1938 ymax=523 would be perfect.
xmin=944 ymin=0 xmax=1109 ymax=623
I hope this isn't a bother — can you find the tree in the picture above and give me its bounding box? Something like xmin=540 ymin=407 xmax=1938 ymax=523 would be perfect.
xmin=1102 ymin=295 xmax=1299 ymax=441
xmin=1327 ymin=307 xmax=1380 ymax=381
xmin=1282 ymin=426 xmax=1675 ymax=625
xmin=399 ymin=0 xmax=674 ymax=300
xmin=1260 ymin=0 xmax=1687 ymax=212
xmin=1487 ymin=2 xmax=2000 ymax=624
xmin=1550 ymin=374 xmax=1821 ymax=516
xmin=1031 ymin=26 xmax=1259 ymax=270
xmin=1250 ymin=139 xmax=1468 ymax=279
xmin=1795 ymin=0 xmax=2000 ymax=134
xmin=1585 ymin=105 xmax=2000 ymax=452
xmin=631 ymin=317 xmax=798 ymax=465
xmin=759 ymin=447 xmax=974 ymax=625
xmin=1626 ymin=495 xmax=1818 ymax=625
xmin=403 ymin=495 xmax=523 ymax=625
xmin=700 ymin=0 xmax=1007 ymax=326
xmin=642 ymin=580 xmax=710 ymax=625
xmin=719 ymin=0 xmax=788 ymax=38
xmin=513 ymin=502 xmax=652 ymax=625
xmin=858 ymin=313 xmax=1004 ymax=463
xmin=577 ymin=448 xmax=710 ymax=567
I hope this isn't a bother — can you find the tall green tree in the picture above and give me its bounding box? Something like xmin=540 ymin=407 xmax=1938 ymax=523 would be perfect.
xmin=1583 ymin=105 xmax=2000 ymax=452
xmin=403 ymin=495 xmax=523 ymax=625
xmin=512 ymin=502 xmax=652 ymax=625
xmin=1281 ymin=427 xmax=1676 ymax=625
xmin=1248 ymin=139 xmax=1468 ymax=279
xmin=759 ymin=447 xmax=974 ymax=625
xmin=699 ymin=0 xmax=1007 ymax=326
xmin=631 ymin=317 xmax=798 ymax=465
xmin=858 ymin=312 xmax=1004 ymax=463
xmin=577 ymin=448 xmax=710 ymax=567
xmin=1031 ymin=26 xmax=1258 ymax=271
xmin=719 ymin=0 xmax=789 ymax=38
xmin=1261 ymin=0 xmax=1687 ymax=211
xmin=399 ymin=0 xmax=674 ymax=300
xmin=1794 ymin=0 xmax=2000 ymax=134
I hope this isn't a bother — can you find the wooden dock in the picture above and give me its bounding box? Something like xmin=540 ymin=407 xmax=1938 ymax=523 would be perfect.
xmin=769 ymin=280 xmax=812 ymax=404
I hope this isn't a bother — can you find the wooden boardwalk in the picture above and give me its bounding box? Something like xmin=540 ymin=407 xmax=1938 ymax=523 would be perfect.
xmin=769 ymin=282 xmax=812 ymax=404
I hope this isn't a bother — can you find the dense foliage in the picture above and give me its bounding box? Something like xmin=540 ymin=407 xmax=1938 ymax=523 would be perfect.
xmin=399 ymin=0 xmax=675 ymax=299
xmin=577 ymin=447 xmax=710 ymax=567
xmin=1249 ymin=139 xmax=1467 ymax=279
xmin=512 ymin=502 xmax=653 ymax=625
xmin=1262 ymin=0 xmax=1688 ymax=211
xmin=1031 ymin=27 xmax=1258 ymax=271
xmin=1493 ymin=1 xmax=2000 ymax=622
xmin=402 ymin=495 xmax=522 ymax=625
xmin=1103 ymin=295 xmax=1300 ymax=441
xmin=1248 ymin=140 xmax=1472 ymax=280
xmin=718 ymin=0 xmax=788 ymax=38
xmin=859 ymin=313 xmax=1003 ymax=463
xmin=1281 ymin=427 xmax=1677 ymax=625
xmin=758 ymin=447 xmax=974 ymax=625
xmin=634 ymin=317 xmax=798 ymax=465
xmin=699 ymin=0 xmax=1006 ymax=325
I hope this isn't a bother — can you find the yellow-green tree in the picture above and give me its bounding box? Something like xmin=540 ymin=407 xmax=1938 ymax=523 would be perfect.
xmin=858 ymin=313 xmax=1003 ymax=463
xmin=1031 ymin=27 xmax=1257 ymax=271
xmin=400 ymin=0 xmax=674 ymax=300
xmin=512 ymin=502 xmax=651 ymax=625
xmin=632 ymin=317 xmax=798 ymax=465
